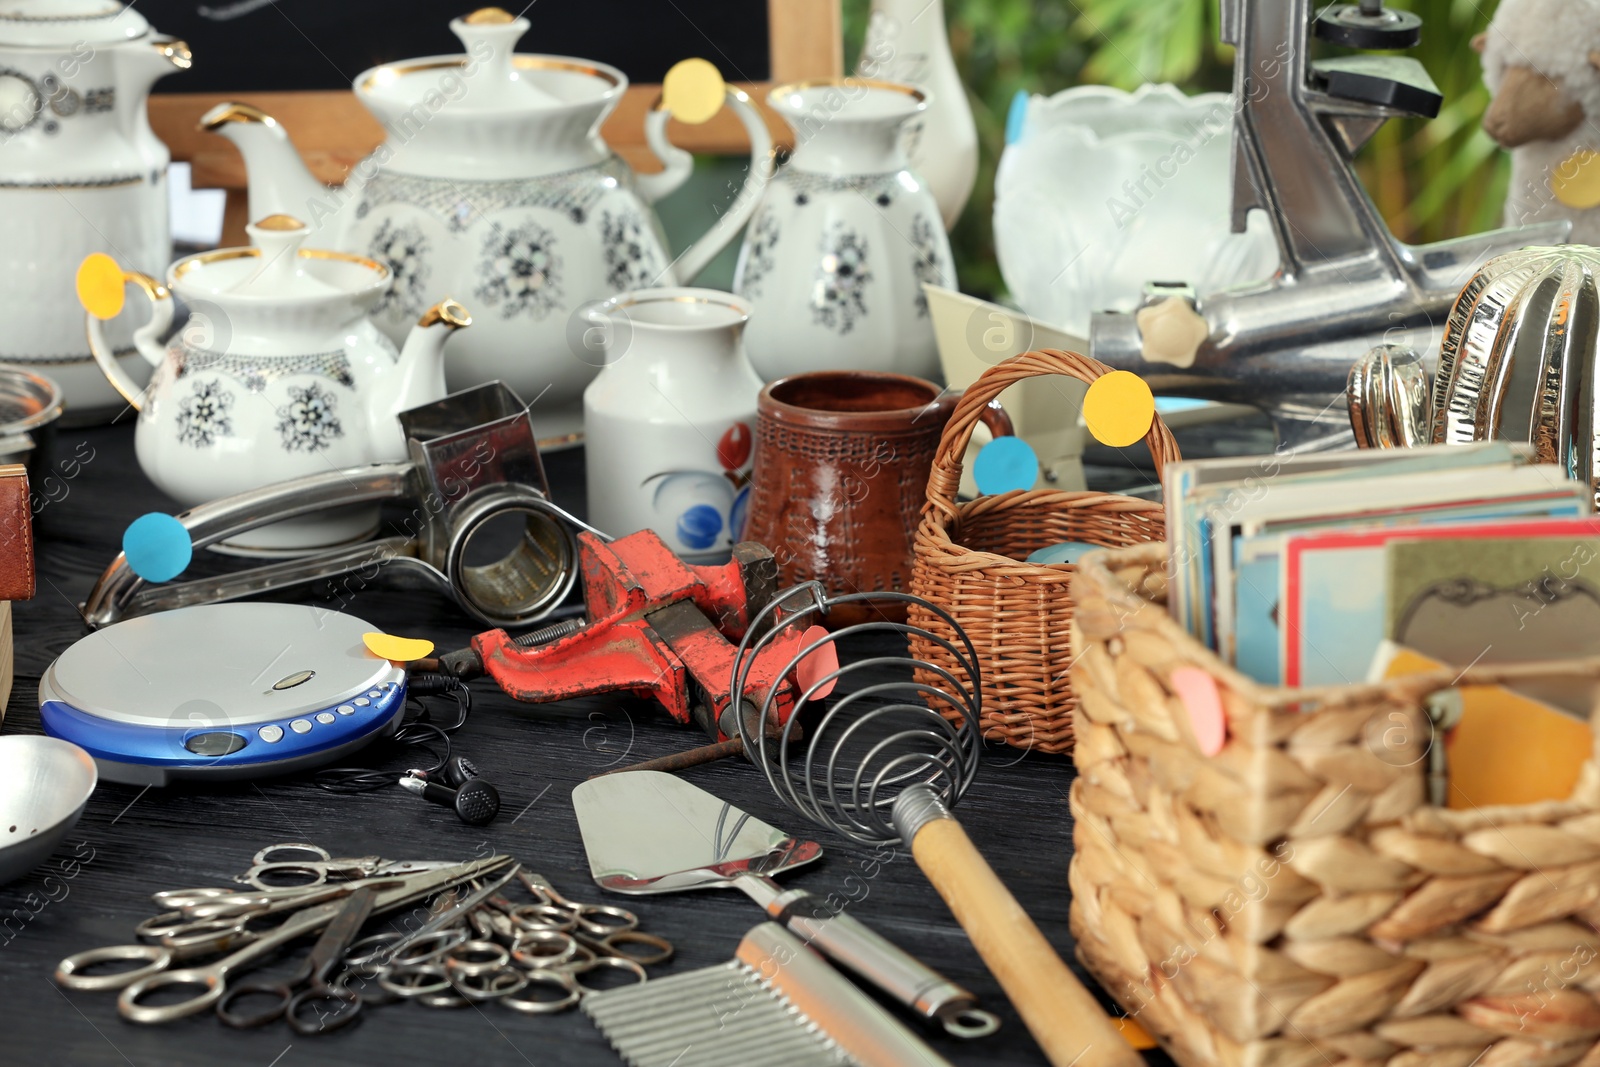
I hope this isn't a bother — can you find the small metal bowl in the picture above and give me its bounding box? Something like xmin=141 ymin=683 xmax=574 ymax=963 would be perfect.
xmin=0 ymin=366 xmax=63 ymax=471
xmin=0 ymin=736 xmax=97 ymax=885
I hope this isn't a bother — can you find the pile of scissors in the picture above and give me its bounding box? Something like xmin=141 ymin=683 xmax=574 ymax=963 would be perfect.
xmin=54 ymin=843 xmax=674 ymax=1034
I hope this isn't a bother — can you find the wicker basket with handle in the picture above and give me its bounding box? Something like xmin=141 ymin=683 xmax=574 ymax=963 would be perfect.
xmin=1070 ymin=541 xmax=1600 ymax=1067
xmin=907 ymin=349 xmax=1179 ymax=754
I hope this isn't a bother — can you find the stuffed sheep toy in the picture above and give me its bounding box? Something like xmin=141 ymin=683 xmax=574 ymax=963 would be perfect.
xmin=1477 ymin=0 xmax=1600 ymax=244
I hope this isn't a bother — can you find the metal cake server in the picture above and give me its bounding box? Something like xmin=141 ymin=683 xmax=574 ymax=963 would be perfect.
xmin=571 ymin=770 xmax=1000 ymax=1039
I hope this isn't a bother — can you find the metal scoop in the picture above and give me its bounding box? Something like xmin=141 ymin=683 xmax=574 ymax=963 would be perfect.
xmin=571 ymin=770 xmax=1000 ymax=1039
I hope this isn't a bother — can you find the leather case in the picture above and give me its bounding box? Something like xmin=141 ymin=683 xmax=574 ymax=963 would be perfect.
xmin=0 ymin=464 xmax=34 ymax=600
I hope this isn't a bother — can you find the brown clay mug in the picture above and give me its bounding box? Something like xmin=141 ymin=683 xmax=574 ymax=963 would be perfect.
xmin=744 ymin=371 xmax=1012 ymax=622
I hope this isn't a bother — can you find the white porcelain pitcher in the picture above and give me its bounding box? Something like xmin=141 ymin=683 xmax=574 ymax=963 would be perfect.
xmin=733 ymin=78 xmax=955 ymax=383
xmin=583 ymin=288 xmax=762 ymax=562
xmin=0 ymin=0 xmax=190 ymax=417
xmin=81 ymin=215 xmax=468 ymax=554
xmin=200 ymin=7 xmax=772 ymax=443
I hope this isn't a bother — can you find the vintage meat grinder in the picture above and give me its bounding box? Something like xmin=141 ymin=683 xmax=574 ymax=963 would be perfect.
xmin=1088 ymin=0 xmax=1570 ymax=451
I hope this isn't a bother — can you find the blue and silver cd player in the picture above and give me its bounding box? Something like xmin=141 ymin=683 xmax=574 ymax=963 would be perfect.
xmin=40 ymin=603 xmax=408 ymax=785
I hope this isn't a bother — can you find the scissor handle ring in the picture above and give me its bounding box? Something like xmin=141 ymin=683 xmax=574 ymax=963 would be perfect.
xmin=510 ymin=930 xmax=580 ymax=970
xmin=242 ymin=864 xmax=329 ymax=891
xmin=343 ymin=931 xmax=405 ymax=972
xmin=215 ymin=979 xmax=290 ymax=1030
xmin=500 ymin=970 xmax=580 ymax=1014
xmin=451 ymin=966 xmax=528 ymax=1001
xmin=55 ymin=944 xmax=172 ymax=992
xmin=137 ymin=912 xmax=246 ymax=951
xmin=570 ymin=904 xmax=638 ymax=937
xmin=150 ymin=886 xmax=238 ymax=909
xmin=444 ymin=940 xmax=509 ymax=979
xmin=135 ymin=910 xmax=194 ymax=942
xmin=595 ymin=929 xmax=675 ymax=967
xmin=567 ymin=955 xmax=648 ymax=994
xmin=252 ymin=843 xmax=331 ymax=866
xmin=120 ymin=966 xmax=227 ymax=1023
xmin=390 ymin=928 xmax=467 ymax=967
xmin=286 ymin=986 xmax=362 ymax=1035
xmin=508 ymin=903 xmax=573 ymax=933
xmin=418 ymin=990 xmax=470 ymax=1009
xmin=378 ymin=964 xmax=451 ymax=999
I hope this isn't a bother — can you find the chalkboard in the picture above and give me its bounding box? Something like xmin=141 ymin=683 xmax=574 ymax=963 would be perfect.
xmin=140 ymin=0 xmax=772 ymax=93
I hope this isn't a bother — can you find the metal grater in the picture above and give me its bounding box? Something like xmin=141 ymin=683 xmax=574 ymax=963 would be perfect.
xmin=583 ymin=924 xmax=956 ymax=1067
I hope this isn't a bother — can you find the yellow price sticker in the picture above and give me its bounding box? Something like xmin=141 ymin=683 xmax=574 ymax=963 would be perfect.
xmin=1115 ymin=1016 xmax=1158 ymax=1050
xmin=1553 ymin=150 xmax=1600 ymax=210
xmin=363 ymin=632 xmax=435 ymax=663
xmin=77 ymin=253 xmax=127 ymax=321
xmin=662 ymin=58 xmax=725 ymax=125
xmin=1083 ymin=370 xmax=1156 ymax=448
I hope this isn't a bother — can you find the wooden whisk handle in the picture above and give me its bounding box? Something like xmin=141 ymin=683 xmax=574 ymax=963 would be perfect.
xmin=897 ymin=788 xmax=1143 ymax=1067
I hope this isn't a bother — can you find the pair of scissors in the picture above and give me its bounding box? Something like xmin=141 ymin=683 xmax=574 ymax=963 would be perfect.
xmin=55 ymin=855 xmax=514 ymax=1024
xmin=132 ymin=858 xmax=449 ymax=950
xmin=238 ymin=844 xmax=460 ymax=890
xmin=214 ymin=885 xmax=378 ymax=1033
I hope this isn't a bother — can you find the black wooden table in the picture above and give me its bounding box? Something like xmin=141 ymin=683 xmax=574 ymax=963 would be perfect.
xmin=0 ymin=420 xmax=1200 ymax=1067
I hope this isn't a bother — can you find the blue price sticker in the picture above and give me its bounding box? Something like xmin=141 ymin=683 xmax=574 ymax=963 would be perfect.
xmin=122 ymin=513 xmax=192 ymax=582
xmin=973 ymin=436 xmax=1039 ymax=496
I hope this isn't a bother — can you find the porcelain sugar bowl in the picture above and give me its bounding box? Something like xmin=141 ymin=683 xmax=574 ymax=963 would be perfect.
xmin=201 ymin=7 xmax=772 ymax=443
xmin=79 ymin=215 xmax=468 ymax=554
xmin=733 ymin=78 xmax=955 ymax=382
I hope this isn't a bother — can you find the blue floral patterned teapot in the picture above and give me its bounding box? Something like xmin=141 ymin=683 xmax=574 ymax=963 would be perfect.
xmin=199 ymin=7 xmax=772 ymax=443
xmin=80 ymin=215 xmax=468 ymax=554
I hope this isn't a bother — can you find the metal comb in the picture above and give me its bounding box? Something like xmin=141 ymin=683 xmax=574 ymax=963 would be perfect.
xmin=582 ymin=924 xmax=954 ymax=1067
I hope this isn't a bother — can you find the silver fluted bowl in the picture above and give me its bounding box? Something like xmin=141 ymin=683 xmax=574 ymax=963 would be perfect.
xmin=1433 ymin=246 xmax=1600 ymax=492
xmin=1351 ymin=246 xmax=1600 ymax=507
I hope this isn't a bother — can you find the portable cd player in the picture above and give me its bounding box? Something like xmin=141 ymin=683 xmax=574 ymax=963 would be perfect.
xmin=39 ymin=603 xmax=409 ymax=785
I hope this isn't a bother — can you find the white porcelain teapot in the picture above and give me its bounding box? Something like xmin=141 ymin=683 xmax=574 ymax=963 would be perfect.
xmin=199 ymin=7 xmax=772 ymax=442
xmin=0 ymin=0 xmax=190 ymax=417
xmin=79 ymin=214 xmax=468 ymax=554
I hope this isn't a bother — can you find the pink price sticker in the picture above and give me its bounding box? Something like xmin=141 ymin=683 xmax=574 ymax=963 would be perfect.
xmin=794 ymin=625 xmax=839 ymax=701
xmin=1171 ymin=666 xmax=1226 ymax=756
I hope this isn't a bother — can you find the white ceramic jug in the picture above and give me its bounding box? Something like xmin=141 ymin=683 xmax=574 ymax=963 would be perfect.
xmin=733 ymin=79 xmax=955 ymax=383
xmin=201 ymin=7 xmax=772 ymax=443
xmin=583 ymin=288 xmax=761 ymax=562
xmin=81 ymin=215 xmax=467 ymax=554
xmin=0 ymin=0 xmax=190 ymax=417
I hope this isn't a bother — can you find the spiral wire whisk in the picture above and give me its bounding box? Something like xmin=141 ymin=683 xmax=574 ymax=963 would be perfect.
xmin=731 ymin=583 xmax=983 ymax=846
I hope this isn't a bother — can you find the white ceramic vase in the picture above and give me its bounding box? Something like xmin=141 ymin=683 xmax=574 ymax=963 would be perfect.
xmin=734 ymin=80 xmax=954 ymax=383
xmin=0 ymin=0 xmax=190 ymax=418
xmin=993 ymin=84 xmax=1279 ymax=336
xmin=856 ymin=0 xmax=978 ymax=229
xmin=583 ymin=288 xmax=762 ymax=563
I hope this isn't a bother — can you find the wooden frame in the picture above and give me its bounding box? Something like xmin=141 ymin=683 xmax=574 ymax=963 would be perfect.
xmin=149 ymin=0 xmax=842 ymax=244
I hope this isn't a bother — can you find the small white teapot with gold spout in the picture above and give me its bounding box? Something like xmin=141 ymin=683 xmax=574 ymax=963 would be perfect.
xmin=79 ymin=214 xmax=469 ymax=554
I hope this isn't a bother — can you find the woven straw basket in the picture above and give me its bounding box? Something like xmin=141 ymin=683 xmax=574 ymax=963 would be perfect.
xmin=1070 ymin=541 xmax=1600 ymax=1067
xmin=907 ymin=349 xmax=1178 ymax=754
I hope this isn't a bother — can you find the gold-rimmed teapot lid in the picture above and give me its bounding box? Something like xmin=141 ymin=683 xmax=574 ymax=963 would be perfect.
xmin=172 ymin=215 xmax=388 ymax=302
xmin=0 ymin=0 xmax=151 ymax=47
xmin=358 ymin=7 xmax=591 ymax=112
